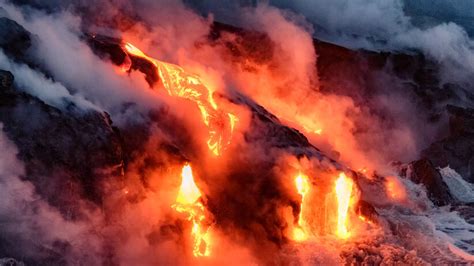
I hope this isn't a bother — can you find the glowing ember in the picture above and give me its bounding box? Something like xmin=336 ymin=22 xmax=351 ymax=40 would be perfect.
xmin=358 ymin=215 xmax=373 ymax=225
xmin=385 ymin=176 xmax=406 ymax=201
xmin=172 ymin=164 xmax=211 ymax=257
xmin=123 ymin=42 xmax=237 ymax=156
xmin=358 ymin=167 xmax=367 ymax=174
xmin=293 ymin=173 xmax=310 ymax=241
xmin=302 ymin=124 xmax=322 ymax=135
xmin=335 ymin=172 xmax=353 ymax=239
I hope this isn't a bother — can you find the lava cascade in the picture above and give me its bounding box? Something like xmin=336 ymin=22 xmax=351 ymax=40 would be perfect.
xmin=123 ymin=42 xmax=237 ymax=156
xmin=172 ymin=164 xmax=212 ymax=257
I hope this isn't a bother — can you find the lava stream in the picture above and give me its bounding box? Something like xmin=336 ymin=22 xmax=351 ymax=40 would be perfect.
xmin=172 ymin=164 xmax=211 ymax=257
xmin=293 ymin=173 xmax=310 ymax=241
xmin=123 ymin=42 xmax=237 ymax=156
xmin=335 ymin=172 xmax=354 ymax=239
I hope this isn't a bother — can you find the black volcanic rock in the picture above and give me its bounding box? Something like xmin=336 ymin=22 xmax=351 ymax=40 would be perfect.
xmin=0 ymin=69 xmax=124 ymax=219
xmin=447 ymin=105 xmax=474 ymax=136
xmin=241 ymin=97 xmax=314 ymax=151
xmin=407 ymin=159 xmax=453 ymax=206
xmin=0 ymin=70 xmax=14 ymax=90
xmin=0 ymin=17 xmax=31 ymax=60
xmin=356 ymin=200 xmax=379 ymax=224
xmin=422 ymin=105 xmax=474 ymax=183
xmin=85 ymin=34 xmax=127 ymax=66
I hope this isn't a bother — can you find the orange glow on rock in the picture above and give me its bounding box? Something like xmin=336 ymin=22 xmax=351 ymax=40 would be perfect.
xmin=385 ymin=176 xmax=407 ymax=202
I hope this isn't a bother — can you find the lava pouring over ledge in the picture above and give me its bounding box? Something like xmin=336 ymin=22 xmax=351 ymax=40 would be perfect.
xmin=335 ymin=172 xmax=354 ymax=239
xmin=172 ymin=164 xmax=212 ymax=257
xmin=123 ymin=42 xmax=237 ymax=156
xmin=292 ymin=171 xmax=359 ymax=241
xmin=293 ymin=173 xmax=310 ymax=241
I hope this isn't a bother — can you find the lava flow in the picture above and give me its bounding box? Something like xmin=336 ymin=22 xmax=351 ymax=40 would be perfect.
xmin=123 ymin=42 xmax=237 ymax=156
xmin=293 ymin=173 xmax=310 ymax=241
xmin=335 ymin=172 xmax=354 ymax=239
xmin=291 ymin=171 xmax=359 ymax=241
xmin=172 ymin=164 xmax=212 ymax=257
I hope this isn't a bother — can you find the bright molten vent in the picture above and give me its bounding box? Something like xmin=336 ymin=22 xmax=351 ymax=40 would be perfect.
xmin=293 ymin=173 xmax=310 ymax=241
xmin=123 ymin=42 xmax=237 ymax=156
xmin=172 ymin=164 xmax=212 ymax=257
xmin=291 ymin=171 xmax=360 ymax=241
xmin=335 ymin=172 xmax=354 ymax=239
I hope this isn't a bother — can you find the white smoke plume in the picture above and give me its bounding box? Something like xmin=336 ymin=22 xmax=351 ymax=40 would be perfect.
xmin=267 ymin=0 xmax=474 ymax=87
xmin=0 ymin=50 xmax=99 ymax=111
xmin=192 ymin=0 xmax=474 ymax=88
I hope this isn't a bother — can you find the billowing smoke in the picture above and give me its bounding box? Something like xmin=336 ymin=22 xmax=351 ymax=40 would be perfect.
xmin=184 ymin=2 xmax=439 ymax=172
xmin=265 ymin=0 xmax=474 ymax=87
xmin=1 ymin=0 xmax=446 ymax=174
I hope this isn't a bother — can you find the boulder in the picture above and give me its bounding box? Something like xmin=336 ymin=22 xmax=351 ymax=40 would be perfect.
xmin=0 ymin=69 xmax=124 ymax=218
xmin=0 ymin=17 xmax=31 ymax=60
xmin=408 ymin=159 xmax=454 ymax=206
xmin=422 ymin=105 xmax=474 ymax=182
xmin=0 ymin=70 xmax=14 ymax=90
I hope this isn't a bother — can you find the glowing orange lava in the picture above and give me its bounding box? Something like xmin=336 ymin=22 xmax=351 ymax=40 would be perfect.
xmin=385 ymin=176 xmax=406 ymax=201
xmin=172 ymin=164 xmax=211 ymax=257
xmin=293 ymin=173 xmax=310 ymax=241
xmin=123 ymin=42 xmax=237 ymax=156
xmin=335 ymin=172 xmax=354 ymax=239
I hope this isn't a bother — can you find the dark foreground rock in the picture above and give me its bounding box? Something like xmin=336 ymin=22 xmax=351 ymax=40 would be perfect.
xmin=423 ymin=105 xmax=474 ymax=183
xmin=0 ymin=70 xmax=124 ymax=218
xmin=0 ymin=70 xmax=14 ymax=90
xmin=0 ymin=17 xmax=31 ymax=60
xmin=407 ymin=159 xmax=454 ymax=206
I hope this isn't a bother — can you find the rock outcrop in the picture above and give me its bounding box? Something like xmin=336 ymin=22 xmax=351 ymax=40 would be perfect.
xmin=407 ymin=159 xmax=454 ymax=206
xmin=0 ymin=16 xmax=31 ymax=60
xmin=423 ymin=105 xmax=474 ymax=183
xmin=0 ymin=70 xmax=124 ymax=219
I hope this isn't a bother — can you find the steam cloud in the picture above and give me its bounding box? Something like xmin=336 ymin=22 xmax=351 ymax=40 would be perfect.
xmin=268 ymin=0 xmax=474 ymax=86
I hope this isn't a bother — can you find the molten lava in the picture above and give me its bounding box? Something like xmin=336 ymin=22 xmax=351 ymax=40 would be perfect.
xmin=175 ymin=165 xmax=202 ymax=204
xmin=385 ymin=175 xmax=407 ymax=201
xmin=293 ymin=173 xmax=310 ymax=241
xmin=172 ymin=164 xmax=211 ymax=257
xmin=123 ymin=42 xmax=237 ymax=156
xmin=335 ymin=172 xmax=354 ymax=239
